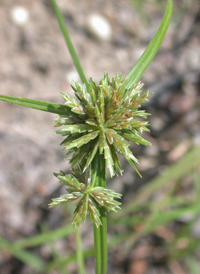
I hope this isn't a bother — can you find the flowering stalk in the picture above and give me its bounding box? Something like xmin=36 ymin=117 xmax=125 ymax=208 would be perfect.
xmin=76 ymin=227 xmax=86 ymax=274
xmin=0 ymin=0 xmax=173 ymax=273
xmin=97 ymin=154 xmax=107 ymax=274
xmin=91 ymin=153 xmax=107 ymax=274
xmin=50 ymin=73 xmax=151 ymax=274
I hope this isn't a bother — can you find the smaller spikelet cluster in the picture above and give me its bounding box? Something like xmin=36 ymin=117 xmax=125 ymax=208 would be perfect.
xmin=55 ymin=73 xmax=151 ymax=177
xmin=49 ymin=168 xmax=122 ymax=228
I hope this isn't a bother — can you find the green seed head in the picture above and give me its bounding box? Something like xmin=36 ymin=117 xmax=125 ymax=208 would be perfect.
xmin=55 ymin=73 xmax=151 ymax=177
xmin=49 ymin=168 xmax=122 ymax=228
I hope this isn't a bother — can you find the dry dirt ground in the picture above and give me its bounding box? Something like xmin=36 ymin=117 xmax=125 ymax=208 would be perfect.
xmin=0 ymin=0 xmax=200 ymax=273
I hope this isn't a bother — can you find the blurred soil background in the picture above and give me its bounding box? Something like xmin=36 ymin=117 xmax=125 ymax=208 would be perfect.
xmin=0 ymin=0 xmax=200 ymax=273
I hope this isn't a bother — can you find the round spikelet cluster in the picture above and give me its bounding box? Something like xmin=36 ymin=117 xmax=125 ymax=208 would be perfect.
xmin=55 ymin=73 xmax=151 ymax=177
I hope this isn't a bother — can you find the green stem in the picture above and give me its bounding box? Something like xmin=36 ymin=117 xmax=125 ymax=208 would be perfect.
xmin=91 ymin=153 xmax=107 ymax=274
xmin=76 ymin=227 xmax=86 ymax=274
xmin=50 ymin=0 xmax=89 ymax=91
xmin=93 ymin=223 xmax=102 ymax=274
xmin=92 ymin=153 xmax=102 ymax=274
xmin=98 ymin=154 xmax=107 ymax=274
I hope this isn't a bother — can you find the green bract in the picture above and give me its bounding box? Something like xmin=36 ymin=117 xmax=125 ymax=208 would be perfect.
xmin=55 ymin=73 xmax=151 ymax=177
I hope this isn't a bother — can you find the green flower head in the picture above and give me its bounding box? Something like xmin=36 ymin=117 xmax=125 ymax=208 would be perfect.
xmin=55 ymin=73 xmax=151 ymax=177
xmin=49 ymin=167 xmax=122 ymax=228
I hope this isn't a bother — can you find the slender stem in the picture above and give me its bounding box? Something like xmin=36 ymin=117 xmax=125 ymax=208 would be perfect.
xmin=93 ymin=224 xmax=102 ymax=274
xmin=50 ymin=0 xmax=89 ymax=92
xmin=92 ymin=153 xmax=102 ymax=274
xmin=98 ymin=154 xmax=107 ymax=274
xmin=92 ymin=152 xmax=107 ymax=274
xmin=76 ymin=227 xmax=86 ymax=274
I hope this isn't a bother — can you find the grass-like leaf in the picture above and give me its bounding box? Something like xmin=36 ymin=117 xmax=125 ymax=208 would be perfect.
xmin=0 ymin=238 xmax=45 ymax=272
xmin=0 ymin=95 xmax=70 ymax=115
xmin=50 ymin=0 xmax=89 ymax=91
xmin=13 ymin=224 xmax=74 ymax=249
xmin=124 ymin=0 xmax=173 ymax=90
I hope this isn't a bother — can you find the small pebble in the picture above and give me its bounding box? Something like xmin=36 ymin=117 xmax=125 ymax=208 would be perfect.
xmin=192 ymin=216 xmax=200 ymax=238
xmin=86 ymin=14 xmax=112 ymax=41
xmin=150 ymin=116 xmax=166 ymax=131
xmin=11 ymin=6 xmax=29 ymax=26
xmin=138 ymin=157 xmax=157 ymax=171
xmin=145 ymin=144 xmax=159 ymax=157
xmin=115 ymin=49 xmax=128 ymax=61
xmin=66 ymin=71 xmax=80 ymax=83
xmin=186 ymin=46 xmax=200 ymax=70
xmin=193 ymin=134 xmax=200 ymax=146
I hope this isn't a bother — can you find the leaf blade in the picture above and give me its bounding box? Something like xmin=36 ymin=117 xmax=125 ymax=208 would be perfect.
xmin=0 ymin=95 xmax=69 ymax=115
xmin=124 ymin=0 xmax=173 ymax=89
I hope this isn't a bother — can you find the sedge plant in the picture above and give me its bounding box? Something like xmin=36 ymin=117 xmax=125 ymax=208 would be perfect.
xmin=0 ymin=0 xmax=173 ymax=273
